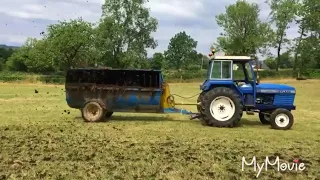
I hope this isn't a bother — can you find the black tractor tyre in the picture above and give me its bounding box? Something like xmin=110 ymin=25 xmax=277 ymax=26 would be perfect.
xmin=202 ymin=87 xmax=243 ymax=127
xmin=198 ymin=92 xmax=212 ymax=126
xmin=81 ymin=100 xmax=106 ymax=122
xmin=259 ymin=112 xmax=271 ymax=124
xmin=105 ymin=112 xmax=113 ymax=119
xmin=270 ymin=108 xmax=294 ymax=130
xmin=197 ymin=92 xmax=206 ymax=115
xmin=200 ymin=116 xmax=213 ymax=126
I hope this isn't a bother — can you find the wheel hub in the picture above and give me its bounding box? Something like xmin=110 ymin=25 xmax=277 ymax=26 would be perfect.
xmin=87 ymin=104 xmax=100 ymax=119
xmin=275 ymin=114 xmax=290 ymax=127
xmin=218 ymin=105 xmax=225 ymax=112
xmin=210 ymin=96 xmax=236 ymax=121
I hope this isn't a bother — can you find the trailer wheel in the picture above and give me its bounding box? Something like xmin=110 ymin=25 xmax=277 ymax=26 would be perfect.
xmin=202 ymin=87 xmax=243 ymax=127
xmin=259 ymin=112 xmax=271 ymax=124
xmin=81 ymin=101 xmax=106 ymax=122
xmin=270 ymin=108 xmax=294 ymax=130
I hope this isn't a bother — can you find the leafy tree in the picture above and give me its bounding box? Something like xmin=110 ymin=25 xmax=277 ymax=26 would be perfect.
xmin=164 ymin=31 xmax=198 ymax=70
xmin=215 ymin=0 xmax=273 ymax=56
xmin=0 ymin=57 xmax=5 ymax=71
xmin=150 ymin=52 xmax=165 ymax=70
xmin=5 ymin=38 xmax=37 ymax=71
xmin=281 ymin=51 xmax=293 ymax=68
xmin=24 ymin=39 xmax=56 ymax=73
xmin=0 ymin=47 xmax=14 ymax=62
xmin=96 ymin=0 xmax=158 ymax=68
xmin=265 ymin=57 xmax=277 ymax=69
xmin=292 ymin=3 xmax=306 ymax=73
xmin=292 ymin=0 xmax=320 ymax=74
xmin=267 ymin=0 xmax=299 ymax=71
xmin=45 ymin=18 xmax=94 ymax=71
xmin=300 ymin=0 xmax=320 ymax=68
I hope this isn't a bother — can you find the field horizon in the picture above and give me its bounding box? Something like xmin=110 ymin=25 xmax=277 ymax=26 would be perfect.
xmin=0 ymin=79 xmax=319 ymax=179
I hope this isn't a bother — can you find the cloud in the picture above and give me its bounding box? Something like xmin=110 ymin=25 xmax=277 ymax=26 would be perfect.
xmin=0 ymin=0 xmax=299 ymax=58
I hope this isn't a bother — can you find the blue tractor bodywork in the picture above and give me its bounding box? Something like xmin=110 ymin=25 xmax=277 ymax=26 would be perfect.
xmin=200 ymin=58 xmax=296 ymax=112
xmin=195 ymin=55 xmax=296 ymax=130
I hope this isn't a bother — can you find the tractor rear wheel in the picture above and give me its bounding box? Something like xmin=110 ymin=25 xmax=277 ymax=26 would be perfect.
xmin=270 ymin=108 xmax=294 ymax=130
xmin=197 ymin=92 xmax=206 ymax=115
xmin=202 ymin=87 xmax=243 ymax=127
xmin=81 ymin=100 xmax=106 ymax=122
xmin=197 ymin=92 xmax=212 ymax=126
xmin=259 ymin=112 xmax=271 ymax=124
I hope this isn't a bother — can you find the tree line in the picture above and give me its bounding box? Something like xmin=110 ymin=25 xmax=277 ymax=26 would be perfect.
xmin=0 ymin=0 xmax=319 ymax=77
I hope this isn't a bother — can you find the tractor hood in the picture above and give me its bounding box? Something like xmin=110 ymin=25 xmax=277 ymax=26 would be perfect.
xmin=257 ymin=83 xmax=296 ymax=94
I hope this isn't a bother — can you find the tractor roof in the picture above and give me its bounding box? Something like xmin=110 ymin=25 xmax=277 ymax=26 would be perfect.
xmin=211 ymin=55 xmax=254 ymax=61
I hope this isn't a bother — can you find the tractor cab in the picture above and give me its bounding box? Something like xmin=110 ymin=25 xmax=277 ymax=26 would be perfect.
xmin=202 ymin=55 xmax=258 ymax=107
xmin=197 ymin=50 xmax=296 ymax=130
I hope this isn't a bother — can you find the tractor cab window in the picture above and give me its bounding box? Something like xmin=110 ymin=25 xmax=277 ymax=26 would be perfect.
xmin=211 ymin=61 xmax=221 ymax=79
xmin=210 ymin=60 xmax=232 ymax=79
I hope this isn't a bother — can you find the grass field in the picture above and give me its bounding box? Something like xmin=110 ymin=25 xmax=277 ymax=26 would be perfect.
xmin=0 ymin=79 xmax=320 ymax=179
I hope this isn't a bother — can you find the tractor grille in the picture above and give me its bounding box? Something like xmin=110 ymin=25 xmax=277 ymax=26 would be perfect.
xmin=273 ymin=94 xmax=295 ymax=106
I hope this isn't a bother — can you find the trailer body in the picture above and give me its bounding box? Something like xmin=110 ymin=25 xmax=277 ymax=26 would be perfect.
xmin=65 ymin=68 xmax=187 ymax=117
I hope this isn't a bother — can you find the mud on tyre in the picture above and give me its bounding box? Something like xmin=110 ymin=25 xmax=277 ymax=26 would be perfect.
xmin=197 ymin=92 xmax=211 ymax=126
xmin=81 ymin=100 xmax=106 ymax=122
xmin=202 ymin=87 xmax=243 ymax=127
xmin=197 ymin=92 xmax=206 ymax=114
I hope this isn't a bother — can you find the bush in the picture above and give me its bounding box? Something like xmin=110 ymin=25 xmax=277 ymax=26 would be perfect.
xmin=37 ymin=75 xmax=65 ymax=84
xmin=0 ymin=71 xmax=29 ymax=82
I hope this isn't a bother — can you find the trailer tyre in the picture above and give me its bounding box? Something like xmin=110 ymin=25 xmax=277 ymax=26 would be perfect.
xmin=270 ymin=108 xmax=294 ymax=130
xmin=259 ymin=112 xmax=271 ymax=124
xmin=81 ymin=100 xmax=106 ymax=122
xmin=202 ymin=87 xmax=243 ymax=127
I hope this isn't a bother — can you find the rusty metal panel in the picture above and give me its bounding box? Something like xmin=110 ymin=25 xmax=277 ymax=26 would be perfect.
xmin=65 ymin=68 xmax=162 ymax=112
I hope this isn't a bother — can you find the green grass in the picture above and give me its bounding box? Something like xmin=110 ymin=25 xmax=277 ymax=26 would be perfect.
xmin=0 ymin=80 xmax=320 ymax=179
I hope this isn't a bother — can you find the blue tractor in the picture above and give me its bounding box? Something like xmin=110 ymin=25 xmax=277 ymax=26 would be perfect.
xmin=196 ymin=51 xmax=296 ymax=130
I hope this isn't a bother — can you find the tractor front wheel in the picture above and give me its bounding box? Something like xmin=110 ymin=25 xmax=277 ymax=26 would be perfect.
xmin=270 ymin=108 xmax=294 ymax=130
xmin=259 ymin=112 xmax=271 ymax=124
xmin=202 ymin=87 xmax=243 ymax=127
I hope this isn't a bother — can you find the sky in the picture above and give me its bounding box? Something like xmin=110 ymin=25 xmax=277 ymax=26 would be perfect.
xmin=0 ymin=0 xmax=299 ymax=57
